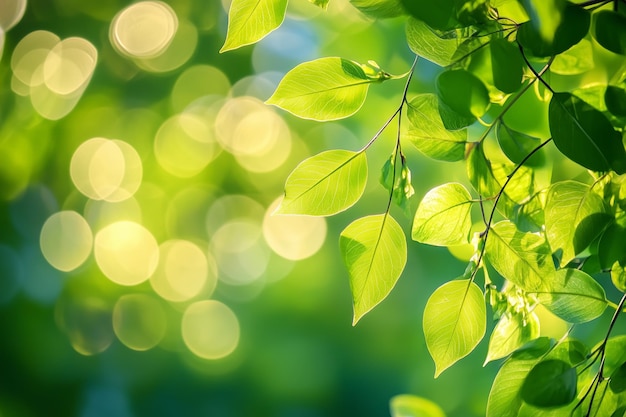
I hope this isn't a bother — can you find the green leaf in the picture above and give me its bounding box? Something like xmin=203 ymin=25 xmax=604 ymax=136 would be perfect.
xmin=380 ymin=155 xmax=395 ymax=192
xmin=593 ymin=11 xmax=626 ymax=55
xmin=611 ymin=262 xmax=626 ymax=293
xmin=405 ymin=18 xmax=489 ymax=67
xmin=485 ymin=311 xmax=540 ymax=364
xmin=544 ymin=181 xmax=612 ymax=267
xmin=486 ymin=338 xmax=554 ymax=417
xmin=220 ymin=0 xmax=288 ymax=52
xmin=412 ymin=183 xmax=473 ymax=246
xmin=266 ymin=57 xmax=382 ymax=121
xmin=520 ymin=359 xmax=577 ymax=408
xmin=486 ymin=220 xmax=554 ymax=292
xmin=437 ymin=69 xmax=490 ymax=119
xmin=610 ymin=362 xmax=626 ymax=394
xmin=405 ymin=94 xmax=467 ymax=162
xmin=350 ymin=0 xmax=406 ymax=18
xmin=309 ymin=0 xmax=329 ymax=9
xmin=423 ymin=279 xmax=486 ymax=377
xmin=517 ymin=3 xmax=590 ymax=58
xmin=490 ymin=38 xmax=524 ymax=94
xmin=606 ymin=86 xmax=626 ymax=118
xmin=390 ymin=395 xmax=446 ymax=417
xmin=549 ymin=92 xmax=626 ymax=174
xmin=393 ymin=163 xmax=415 ymax=213
xmin=496 ymin=121 xmax=544 ymax=166
xmin=277 ymin=150 xmax=367 ymax=216
xmin=598 ymin=223 xmax=626 ymax=270
xmin=400 ymin=0 xmax=456 ymax=30
xmin=530 ymin=268 xmax=608 ymax=323
xmin=521 ymin=0 xmax=565 ymax=43
xmin=551 ymin=39 xmax=594 ymax=75
xmin=340 ymin=214 xmax=407 ymax=325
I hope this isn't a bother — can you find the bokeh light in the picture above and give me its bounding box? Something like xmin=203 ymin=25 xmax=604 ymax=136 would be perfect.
xmin=0 ymin=0 xmax=27 ymax=32
xmin=150 ymin=240 xmax=217 ymax=302
xmin=11 ymin=30 xmax=60 ymax=90
xmin=113 ymin=293 xmax=167 ymax=351
xmin=181 ymin=300 xmax=239 ymax=360
xmin=40 ymin=210 xmax=93 ymax=272
xmin=134 ymin=18 xmax=197 ymax=73
xmin=94 ymin=221 xmax=159 ymax=286
xmin=55 ymin=296 xmax=114 ymax=356
xmin=170 ymin=65 xmax=230 ymax=112
xmin=70 ymin=138 xmax=143 ymax=202
xmin=43 ymin=37 xmax=97 ymax=96
xmin=263 ymin=197 xmax=327 ymax=260
xmin=110 ymin=1 xmax=178 ymax=59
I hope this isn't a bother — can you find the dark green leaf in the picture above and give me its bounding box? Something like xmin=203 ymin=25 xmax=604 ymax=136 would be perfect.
xmin=340 ymin=214 xmax=407 ymax=325
xmin=486 ymin=220 xmax=554 ymax=292
xmin=309 ymin=0 xmax=329 ymax=9
xmin=606 ymin=86 xmax=626 ymax=118
xmin=412 ymin=183 xmax=473 ymax=246
xmin=490 ymin=38 xmax=524 ymax=94
xmin=549 ymin=92 xmax=626 ymax=174
xmin=530 ymin=268 xmax=608 ymax=323
xmin=405 ymin=94 xmax=467 ymax=162
xmin=593 ymin=11 xmax=626 ymax=55
xmin=496 ymin=121 xmax=544 ymax=166
xmin=520 ymin=359 xmax=577 ymax=408
xmin=545 ymin=181 xmax=612 ymax=267
xmin=400 ymin=0 xmax=456 ymax=30
xmin=380 ymin=155 xmax=395 ymax=192
xmin=517 ymin=2 xmax=589 ymax=58
xmin=437 ymin=69 xmax=489 ymax=119
xmin=599 ymin=223 xmax=626 ymax=270
xmin=350 ymin=0 xmax=406 ymax=18
xmin=393 ymin=164 xmax=415 ymax=213
xmin=610 ymin=362 xmax=626 ymax=394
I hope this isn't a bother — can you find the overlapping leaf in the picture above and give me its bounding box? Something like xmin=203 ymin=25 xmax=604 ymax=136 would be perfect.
xmin=423 ymin=279 xmax=485 ymax=377
xmin=277 ymin=150 xmax=367 ymax=216
xmin=350 ymin=0 xmax=406 ymax=18
xmin=340 ymin=214 xmax=407 ymax=325
xmin=485 ymin=311 xmax=540 ymax=364
xmin=221 ymin=0 xmax=288 ymax=52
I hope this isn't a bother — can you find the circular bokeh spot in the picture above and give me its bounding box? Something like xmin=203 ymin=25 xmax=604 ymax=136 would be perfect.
xmin=181 ymin=300 xmax=239 ymax=360
xmin=40 ymin=210 xmax=93 ymax=272
xmin=113 ymin=293 xmax=166 ymax=351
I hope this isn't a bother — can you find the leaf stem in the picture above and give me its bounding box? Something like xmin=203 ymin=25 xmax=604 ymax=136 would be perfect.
xmin=517 ymin=44 xmax=555 ymax=94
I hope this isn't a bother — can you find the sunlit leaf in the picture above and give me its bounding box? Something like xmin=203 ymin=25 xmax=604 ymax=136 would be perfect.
xmin=486 ymin=220 xmax=554 ymax=292
xmin=549 ymin=92 xmax=626 ymax=174
xmin=521 ymin=0 xmax=564 ymax=43
xmin=437 ymin=69 xmax=489 ymax=119
xmin=309 ymin=0 xmax=329 ymax=9
xmin=485 ymin=311 xmax=540 ymax=364
xmin=520 ymin=359 xmax=577 ymax=408
xmin=340 ymin=214 xmax=407 ymax=325
xmin=350 ymin=0 xmax=406 ymax=18
xmin=405 ymin=94 xmax=467 ymax=162
xmin=390 ymin=394 xmax=446 ymax=417
xmin=267 ymin=57 xmax=383 ymax=121
xmin=551 ymin=39 xmax=594 ymax=75
xmin=593 ymin=11 xmax=626 ymax=56
xmin=486 ymin=338 xmax=553 ymax=417
xmin=530 ymin=268 xmax=608 ymax=323
xmin=611 ymin=262 xmax=626 ymax=293
xmin=423 ymin=279 xmax=486 ymax=377
xmin=610 ymin=362 xmax=626 ymax=394
xmin=490 ymin=38 xmax=524 ymax=94
xmin=277 ymin=150 xmax=367 ymax=216
xmin=517 ymin=2 xmax=589 ymax=58
xmin=544 ymin=181 xmax=612 ymax=267
xmin=496 ymin=121 xmax=544 ymax=166
xmin=412 ymin=183 xmax=473 ymax=246
xmin=220 ymin=0 xmax=288 ymax=52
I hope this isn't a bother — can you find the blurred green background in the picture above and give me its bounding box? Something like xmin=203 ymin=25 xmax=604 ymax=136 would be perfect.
xmin=0 ymin=1 xmax=504 ymax=416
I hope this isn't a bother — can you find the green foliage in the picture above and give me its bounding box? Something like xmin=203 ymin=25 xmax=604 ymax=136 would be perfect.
xmin=221 ymin=0 xmax=288 ymax=52
xmin=389 ymin=394 xmax=446 ymax=417
xmin=423 ymin=280 xmax=486 ymax=377
xmin=219 ymin=0 xmax=626 ymax=414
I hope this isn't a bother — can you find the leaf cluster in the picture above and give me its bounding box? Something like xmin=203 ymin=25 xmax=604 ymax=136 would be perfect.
xmin=221 ymin=0 xmax=626 ymax=414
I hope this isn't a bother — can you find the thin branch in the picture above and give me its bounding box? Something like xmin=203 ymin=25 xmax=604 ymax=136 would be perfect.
xmin=517 ymin=44 xmax=556 ymax=94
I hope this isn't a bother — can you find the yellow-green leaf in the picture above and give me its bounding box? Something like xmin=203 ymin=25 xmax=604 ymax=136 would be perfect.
xmin=390 ymin=395 xmax=446 ymax=417
xmin=423 ymin=280 xmax=486 ymax=377
xmin=277 ymin=149 xmax=367 ymax=216
xmin=340 ymin=214 xmax=407 ymax=325
xmin=220 ymin=0 xmax=288 ymax=52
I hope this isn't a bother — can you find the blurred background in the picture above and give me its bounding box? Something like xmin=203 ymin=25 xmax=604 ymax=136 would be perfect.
xmin=0 ymin=1 xmax=506 ymax=416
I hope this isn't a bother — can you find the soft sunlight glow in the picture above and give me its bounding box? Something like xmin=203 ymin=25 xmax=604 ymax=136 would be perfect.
xmin=263 ymin=197 xmax=327 ymax=260
xmin=170 ymin=65 xmax=230 ymax=112
xmin=150 ymin=240 xmax=217 ymax=302
xmin=83 ymin=198 xmax=143 ymax=231
xmin=181 ymin=300 xmax=239 ymax=360
xmin=134 ymin=19 xmax=197 ymax=73
xmin=0 ymin=0 xmax=27 ymax=32
xmin=206 ymin=195 xmax=265 ymax=235
xmin=94 ymin=221 xmax=159 ymax=286
xmin=70 ymin=138 xmax=143 ymax=202
xmin=11 ymin=30 xmax=60 ymax=88
xmin=113 ymin=293 xmax=166 ymax=351
xmin=110 ymin=1 xmax=178 ymax=59
xmin=43 ymin=37 xmax=97 ymax=95
xmin=40 ymin=210 xmax=93 ymax=272
xmin=154 ymin=113 xmax=221 ymax=177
